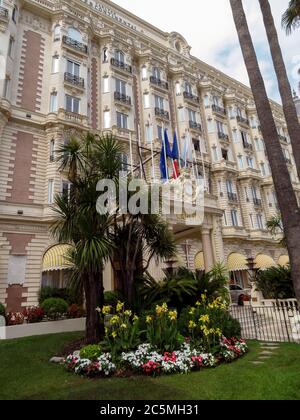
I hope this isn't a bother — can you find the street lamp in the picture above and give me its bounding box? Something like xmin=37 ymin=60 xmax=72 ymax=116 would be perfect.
xmin=246 ymin=256 xmax=258 ymax=303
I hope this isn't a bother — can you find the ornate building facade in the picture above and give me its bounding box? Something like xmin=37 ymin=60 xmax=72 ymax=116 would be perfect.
xmin=0 ymin=0 xmax=298 ymax=311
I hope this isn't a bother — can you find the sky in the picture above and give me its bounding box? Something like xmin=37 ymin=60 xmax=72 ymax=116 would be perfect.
xmin=112 ymin=0 xmax=300 ymax=103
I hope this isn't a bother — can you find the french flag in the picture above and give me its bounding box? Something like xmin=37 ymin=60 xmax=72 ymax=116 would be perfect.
xmin=172 ymin=132 xmax=180 ymax=179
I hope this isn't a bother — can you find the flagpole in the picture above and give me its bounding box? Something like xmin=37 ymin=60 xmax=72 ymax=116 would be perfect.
xmin=137 ymin=124 xmax=143 ymax=179
xmin=149 ymin=117 xmax=155 ymax=181
xmin=129 ymin=131 xmax=134 ymax=177
xmin=177 ymin=131 xmax=182 ymax=170
xmin=162 ymin=122 xmax=169 ymax=182
xmin=184 ymin=130 xmax=188 ymax=168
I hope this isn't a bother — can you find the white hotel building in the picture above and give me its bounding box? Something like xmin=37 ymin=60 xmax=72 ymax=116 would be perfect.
xmin=0 ymin=0 xmax=299 ymax=311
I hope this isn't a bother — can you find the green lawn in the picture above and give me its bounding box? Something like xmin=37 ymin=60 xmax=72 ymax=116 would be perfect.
xmin=0 ymin=332 xmax=299 ymax=400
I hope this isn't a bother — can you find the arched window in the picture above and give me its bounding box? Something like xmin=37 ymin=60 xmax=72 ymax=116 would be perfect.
xmin=152 ymin=67 xmax=161 ymax=80
xmin=54 ymin=25 xmax=61 ymax=41
xmin=68 ymin=27 xmax=82 ymax=43
xmin=115 ymin=50 xmax=124 ymax=64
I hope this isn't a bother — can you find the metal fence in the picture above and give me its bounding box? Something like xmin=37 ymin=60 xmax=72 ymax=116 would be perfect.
xmin=230 ymin=303 xmax=300 ymax=343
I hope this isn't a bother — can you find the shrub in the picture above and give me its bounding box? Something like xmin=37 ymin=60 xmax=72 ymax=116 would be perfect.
xmin=67 ymin=304 xmax=85 ymax=319
xmin=38 ymin=287 xmax=83 ymax=306
xmin=104 ymin=290 xmax=125 ymax=307
xmin=255 ymin=265 xmax=294 ymax=299
xmin=41 ymin=298 xmax=68 ymax=320
xmin=0 ymin=303 xmax=5 ymax=317
xmin=23 ymin=307 xmax=44 ymax=324
xmin=6 ymin=312 xmax=24 ymax=326
xmin=80 ymin=344 xmax=102 ymax=361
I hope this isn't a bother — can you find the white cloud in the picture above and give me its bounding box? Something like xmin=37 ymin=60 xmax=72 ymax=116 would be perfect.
xmin=111 ymin=0 xmax=299 ymax=102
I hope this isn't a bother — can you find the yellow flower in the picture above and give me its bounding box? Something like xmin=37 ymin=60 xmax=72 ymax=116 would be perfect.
xmin=199 ymin=315 xmax=210 ymax=324
xmin=189 ymin=308 xmax=196 ymax=315
xmin=133 ymin=315 xmax=139 ymax=322
xmin=214 ymin=328 xmax=222 ymax=336
xmin=112 ymin=331 xmax=117 ymax=338
xmin=146 ymin=315 xmax=153 ymax=324
xmin=195 ymin=301 xmax=201 ymax=307
xmin=121 ymin=323 xmax=127 ymax=329
xmin=156 ymin=303 xmax=168 ymax=316
xmin=105 ymin=327 xmax=108 ymax=335
xmin=110 ymin=315 xmax=120 ymax=325
xmin=168 ymin=310 xmax=177 ymax=321
xmin=201 ymin=294 xmax=206 ymax=302
xmin=102 ymin=305 xmax=112 ymax=315
xmin=124 ymin=310 xmax=132 ymax=317
xmin=116 ymin=301 xmax=124 ymax=313
xmin=189 ymin=320 xmax=197 ymax=330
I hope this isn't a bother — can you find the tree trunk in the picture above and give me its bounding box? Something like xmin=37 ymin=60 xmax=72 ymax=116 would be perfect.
xmin=230 ymin=0 xmax=300 ymax=304
xmin=84 ymin=272 xmax=105 ymax=344
xmin=259 ymin=0 xmax=300 ymax=180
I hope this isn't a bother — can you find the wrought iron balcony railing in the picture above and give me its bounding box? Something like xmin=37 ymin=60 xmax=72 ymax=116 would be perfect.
xmin=111 ymin=58 xmax=132 ymax=74
xmin=189 ymin=121 xmax=202 ymax=132
xmin=155 ymin=107 xmax=169 ymax=120
xmin=253 ymin=198 xmax=262 ymax=207
xmin=64 ymin=72 xmax=84 ymax=88
xmin=243 ymin=142 xmax=253 ymax=151
xmin=236 ymin=115 xmax=249 ymax=126
xmin=114 ymin=91 xmax=132 ymax=106
xmin=183 ymin=91 xmax=199 ymax=103
xmin=0 ymin=6 xmax=9 ymax=20
xmin=212 ymin=104 xmax=226 ymax=115
xmin=218 ymin=131 xmax=229 ymax=141
xmin=150 ymin=76 xmax=169 ymax=90
xmin=62 ymin=36 xmax=88 ymax=54
xmin=227 ymin=192 xmax=238 ymax=202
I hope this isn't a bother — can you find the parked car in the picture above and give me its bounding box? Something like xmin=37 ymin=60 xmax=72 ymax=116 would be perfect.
xmin=229 ymin=284 xmax=251 ymax=305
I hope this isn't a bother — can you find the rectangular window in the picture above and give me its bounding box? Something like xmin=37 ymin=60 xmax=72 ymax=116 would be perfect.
xmin=247 ymin=156 xmax=254 ymax=168
xmin=249 ymin=214 xmax=254 ymax=229
xmin=66 ymin=95 xmax=80 ymax=113
xmin=232 ymin=130 xmax=239 ymax=143
xmin=226 ymin=179 xmax=233 ymax=194
xmin=231 ymin=210 xmax=239 ymax=227
xmin=256 ymin=214 xmax=264 ymax=230
xmin=115 ymin=78 xmax=126 ymax=95
xmin=50 ymin=139 xmax=55 ymax=162
xmin=203 ymin=95 xmax=210 ymax=107
xmin=3 ymin=77 xmax=10 ymax=98
xmin=67 ymin=60 xmax=80 ymax=77
xmin=223 ymin=211 xmax=228 ymax=226
xmin=8 ymin=36 xmax=14 ymax=57
xmin=103 ymin=110 xmax=110 ymax=129
xmin=251 ymin=186 xmax=258 ymax=200
xmin=62 ymin=181 xmax=71 ymax=201
xmin=52 ymin=55 xmax=59 ymax=73
xmin=144 ymin=93 xmax=150 ymax=109
xmin=141 ymin=66 xmax=147 ymax=80
xmin=238 ymin=156 xmax=244 ymax=169
xmin=103 ymin=76 xmax=109 ymax=93
xmin=188 ymin=109 xmax=197 ymax=123
xmin=116 ymin=112 xmax=128 ymax=129
xmin=216 ymin=120 xmax=224 ymax=134
xmin=260 ymin=163 xmax=266 ymax=177
xmin=48 ymin=179 xmax=54 ymax=204
xmin=207 ymin=119 xmax=214 ymax=133
xmin=50 ymin=93 xmax=58 ymax=112
xmin=145 ymin=125 xmax=152 ymax=143
xmin=212 ymin=147 xmax=219 ymax=162
xmin=154 ymin=95 xmax=164 ymax=110
xmin=157 ymin=125 xmax=163 ymax=141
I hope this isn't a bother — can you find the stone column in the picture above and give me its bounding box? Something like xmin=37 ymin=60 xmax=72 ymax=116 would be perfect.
xmin=212 ymin=215 xmax=225 ymax=264
xmin=202 ymin=227 xmax=214 ymax=272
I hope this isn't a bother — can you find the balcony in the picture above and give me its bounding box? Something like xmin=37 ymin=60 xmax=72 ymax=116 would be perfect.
xmin=62 ymin=36 xmax=88 ymax=54
xmin=155 ymin=107 xmax=169 ymax=120
xmin=183 ymin=91 xmax=199 ymax=104
xmin=227 ymin=192 xmax=238 ymax=203
xmin=189 ymin=121 xmax=202 ymax=132
xmin=253 ymin=198 xmax=262 ymax=207
xmin=150 ymin=76 xmax=169 ymax=91
xmin=0 ymin=6 xmax=9 ymax=22
xmin=111 ymin=58 xmax=132 ymax=74
xmin=236 ymin=115 xmax=249 ymax=126
xmin=243 ymin=142 xmax=253 ymax=151
xmin=64 ymin=72 xmax=84 ymax=88
xmin=212 ymin=104 xmax=226 ymax=115
xmin=114 ymin=91 xmax=132 ymax=106
xmin=218 ymin=132 xmax=229 ymax=141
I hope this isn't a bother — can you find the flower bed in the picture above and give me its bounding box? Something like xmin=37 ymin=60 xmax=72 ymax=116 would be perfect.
xmin=64 ymin=298 xmax=248 ymax=378
xmin=65 ymin=338 xmax=248 ymax=378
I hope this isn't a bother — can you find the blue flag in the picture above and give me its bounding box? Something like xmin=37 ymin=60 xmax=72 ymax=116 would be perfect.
xmin=160 ymin=129 xmax=172 ymax=181
xmin=172 ymin=131 xmax=179 ymax=160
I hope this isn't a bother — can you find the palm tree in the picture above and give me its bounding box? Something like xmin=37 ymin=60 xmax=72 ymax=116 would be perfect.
xmin=51 ymin=133 xmax=123 ymax=344
xmin=230 ymin=0 xmax=300 ymax=304
xmin=259 ymin=0 xmax=300 ymax=181
xmin=266 ymin=215 xmax=286 ymax=246
xmin=282 ymin=0 xmax=300 ymax=34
